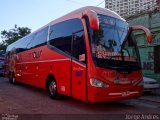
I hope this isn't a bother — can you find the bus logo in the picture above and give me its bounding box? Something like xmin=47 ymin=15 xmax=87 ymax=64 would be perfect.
xmin=32 ymin=50 xmax=42 ymax=59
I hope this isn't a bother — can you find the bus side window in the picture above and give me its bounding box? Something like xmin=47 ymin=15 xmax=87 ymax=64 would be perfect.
xmin=49 ymin=20 xmax=73 ymax=55
xmin=72 ymin=31 xmax=86 ymax=64
xmin=29 ymin=27 xmax=48 ymax=49
xmin=71 ymin=19 xmax=86 ymax=64
xmin=49 ymin=19 xmax=84 ymax=56
xmin=26 ymin=34 xmax=35 ymax=49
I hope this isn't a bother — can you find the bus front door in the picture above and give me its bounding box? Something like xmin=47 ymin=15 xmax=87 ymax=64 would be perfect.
xmin=71 ymin=31 xmax=87 ymax=101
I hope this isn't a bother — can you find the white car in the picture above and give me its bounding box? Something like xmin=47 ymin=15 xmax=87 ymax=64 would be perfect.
xmin=143 ymin=77 xmax=160 ymax=92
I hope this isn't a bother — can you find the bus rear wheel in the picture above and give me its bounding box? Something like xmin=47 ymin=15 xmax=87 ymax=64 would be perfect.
xmin=9 ymin=73 xmax=17 ymax=84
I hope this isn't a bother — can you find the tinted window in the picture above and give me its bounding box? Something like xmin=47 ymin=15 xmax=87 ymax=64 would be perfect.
xmin=6 ymin=37 xmax=28 ymax=53
xmin=49 ymin=19 xmax=83 ymax=55
xmin=29 ymin=27 xmax=48 ymax=48
xmin=6 ymin=27 xmax=48 ymax=53
xmin=25 ymin=35 xmax=34 ymax=49
xmin=72 ymin=31 xmax=86 ymax=63
xmin=16 ymin=36 xmax=32 ymax=52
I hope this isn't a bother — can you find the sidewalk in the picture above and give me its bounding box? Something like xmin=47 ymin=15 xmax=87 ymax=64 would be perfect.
xmin=139 ymin=95 xmax=160 ymax=103
xmin=139 ymin=89 xmax=160 ymax=103
xmin=155 ymin=88 xmax=160 ymax=96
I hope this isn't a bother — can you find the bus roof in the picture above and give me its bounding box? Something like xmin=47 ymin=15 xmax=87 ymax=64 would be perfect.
xmin=50 ymin=6 xmax=125 ymax=25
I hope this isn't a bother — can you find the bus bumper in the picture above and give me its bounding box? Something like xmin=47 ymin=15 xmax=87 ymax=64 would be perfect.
xmin=87 ymin=86 xmax=143 ymax=102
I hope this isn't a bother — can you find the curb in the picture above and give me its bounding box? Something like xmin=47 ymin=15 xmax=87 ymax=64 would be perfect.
xmin=138 ymin=97 xmax=160 ymax=103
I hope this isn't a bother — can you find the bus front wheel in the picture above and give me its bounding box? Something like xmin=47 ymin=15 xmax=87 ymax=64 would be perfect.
xmin=47 ymin=78 xmax=59 ymax=99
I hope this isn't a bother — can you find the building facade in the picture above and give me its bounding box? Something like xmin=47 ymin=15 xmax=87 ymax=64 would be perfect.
xmin=105 ymin=0 xmax=157 ymax=18
xmin=128 ymin=12 xmax=160 ymax=83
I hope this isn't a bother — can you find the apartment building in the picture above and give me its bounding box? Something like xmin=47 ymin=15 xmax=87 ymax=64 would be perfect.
xmin=105 ymin=0 xmax=157 ymax=18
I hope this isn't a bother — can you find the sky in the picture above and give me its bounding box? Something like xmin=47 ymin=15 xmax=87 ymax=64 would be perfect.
xmin=0 ymin=0 xmax=105 ymax=42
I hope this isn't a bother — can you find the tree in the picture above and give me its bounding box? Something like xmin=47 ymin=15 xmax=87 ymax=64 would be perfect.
xmin=0 ymin=25 xmax=31 ymax=53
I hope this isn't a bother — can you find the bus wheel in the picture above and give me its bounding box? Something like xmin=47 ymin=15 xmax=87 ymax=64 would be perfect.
xmin=9 ymin=72 xmax=12 ymax=83
xmin=10 ymin=73 xmax=17 ymax=84
xmin=48 ymin=79 xmax=58 ymax=99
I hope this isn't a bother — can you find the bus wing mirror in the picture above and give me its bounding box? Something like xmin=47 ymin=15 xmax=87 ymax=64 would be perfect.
xmin=131 ymin=25 xmax=152 ymax=43
xmin=83 ymin=10 xmax=99 ymax=31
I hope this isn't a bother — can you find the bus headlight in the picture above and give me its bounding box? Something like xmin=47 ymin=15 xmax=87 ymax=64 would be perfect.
xmin=90 ymin=78 xmax=109 ymax=88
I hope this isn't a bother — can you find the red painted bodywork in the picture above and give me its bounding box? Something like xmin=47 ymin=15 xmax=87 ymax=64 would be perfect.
xmin=5 ymin=6 xmax=151 ymax=102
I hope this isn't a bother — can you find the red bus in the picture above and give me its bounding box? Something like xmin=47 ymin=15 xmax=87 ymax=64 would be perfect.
xmin=5 ymin=6 xmax=152 ymax=102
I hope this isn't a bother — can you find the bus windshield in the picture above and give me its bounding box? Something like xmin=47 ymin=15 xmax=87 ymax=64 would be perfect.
xmin=90 ymin=15 xmax=141 ymax=71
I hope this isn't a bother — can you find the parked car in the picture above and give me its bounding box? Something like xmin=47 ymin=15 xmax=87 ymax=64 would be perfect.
xmin=143 ymin=77 xmax=160 ymax=92
xmin=0 ymin=60 xmax=4 ymax=77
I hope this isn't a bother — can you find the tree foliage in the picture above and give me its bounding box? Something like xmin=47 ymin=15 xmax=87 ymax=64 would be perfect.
xmin=0 ymin=25 xmax=31 ymax=53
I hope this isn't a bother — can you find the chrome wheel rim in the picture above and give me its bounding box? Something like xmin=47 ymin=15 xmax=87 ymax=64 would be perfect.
xmin=49 ymin=81 xmax=57 ymax=95
xmin=12 ymin=77 xmax=15 ymax=83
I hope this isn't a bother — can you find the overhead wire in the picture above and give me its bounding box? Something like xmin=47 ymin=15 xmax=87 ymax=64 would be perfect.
xmin=66 ymin=0 xmax=86 ymax=6
xmin=96 ymin=0 xmax=105 ymax=6
xmin=67 ymin=0 xmax=105 ymax=7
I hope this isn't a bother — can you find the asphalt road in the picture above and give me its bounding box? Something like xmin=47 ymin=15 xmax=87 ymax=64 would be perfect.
xmin=0 ymin=77 xmax=160 ymax=120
